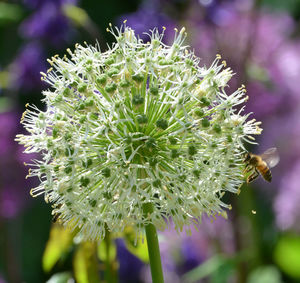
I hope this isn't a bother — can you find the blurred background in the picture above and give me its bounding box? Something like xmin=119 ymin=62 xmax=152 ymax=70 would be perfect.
xmin=1 ymin=0 xmax=300 ymax=282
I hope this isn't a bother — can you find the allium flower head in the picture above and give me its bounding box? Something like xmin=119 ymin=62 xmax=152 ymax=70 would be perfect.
xmin=16 ymin=24 xmax=262 ymax=240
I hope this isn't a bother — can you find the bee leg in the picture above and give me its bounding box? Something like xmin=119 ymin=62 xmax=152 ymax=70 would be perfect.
xmin=243 ymin=165 xmax=253 ymax=174
xmin=247 ymin=169 xmax=259 ymax=183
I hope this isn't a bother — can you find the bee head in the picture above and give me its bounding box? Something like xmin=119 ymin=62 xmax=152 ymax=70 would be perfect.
xmin=244 ymin=152 xmax=251 ymax=162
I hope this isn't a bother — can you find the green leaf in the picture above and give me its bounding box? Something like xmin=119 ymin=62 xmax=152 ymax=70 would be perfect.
xmin=0 ymin=97 xmax=12 ymax=113
xmin=182 ymin=254 xmax=226 ymax=283
xmin=0 ymin=71 xmax=11 ymax=90
xmin=97 ymin=239 xmax=117 ymax=262
xmin=42 ymin=225 xmax=73 ymax=272
xmin=62 ymin=4 xmax=89 ymax=26
xmin=246 ymin=63 xmax=269 ymax=83
xmin=182 ymin=252 xmax=250 ymax=283
xmin=0 ymin=3 xmax=23 ymax=24
xmin=261 ymin=0 xmax=299 ymax=14
xmin=274 ymin=234 xmax=300 ymax=279
xmin=123 ymin=227 xmax=149 ymax=263
xmin=124 ymin=238 xmax=149 ymax=263
xmin=247 ymin=265 xmax=282 ymax=283
xmin=73 ymin=242 xmax=100 ymax=283
xmin=46 ymin=272 xmax=73 ymax=283
xmin=211 ymin=260 xmax=235 ymax=283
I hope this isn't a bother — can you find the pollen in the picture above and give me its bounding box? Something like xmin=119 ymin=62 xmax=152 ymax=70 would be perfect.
xmin=47 ymin=59 xmax=53 ymax=66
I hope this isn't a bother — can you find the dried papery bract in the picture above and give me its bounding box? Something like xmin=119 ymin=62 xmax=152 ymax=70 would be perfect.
xmin=16 ymin=24 xmax=262 ymax=241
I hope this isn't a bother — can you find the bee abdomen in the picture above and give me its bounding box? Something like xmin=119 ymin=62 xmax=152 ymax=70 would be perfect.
xmin=258 ymin=165 xmax=272 ymax=182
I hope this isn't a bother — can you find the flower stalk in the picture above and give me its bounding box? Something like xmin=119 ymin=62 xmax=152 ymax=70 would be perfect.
xmin=104 ymin=227 xmax=117 ymax=283
xmin=143 ymin=203 xmax=164 ymax=283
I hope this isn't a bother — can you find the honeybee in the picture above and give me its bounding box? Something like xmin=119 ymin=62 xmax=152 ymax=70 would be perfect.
xmin=244 ymin=147 xmax=279 ymax=183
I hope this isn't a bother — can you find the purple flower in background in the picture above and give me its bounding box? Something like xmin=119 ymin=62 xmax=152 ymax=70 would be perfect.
xmin=10 ymin=43 xmax=47 ymax=91
xmin=203 ymin=0 xmax=241 ymax=26
xmin=116 ymin=239 xmax=144 ymax=283
xmin=0 ymin=275 xmax=7 ymax=283
xmin=268 ymin=42 xmax=300 ymax=102
xmin=158 ymin=216 xmax=234 ymax=277
xmin=0 ymin=111 xmax=17 ymax=156
xmin=20 ymin=1 xmax=75 ymax=46
xmin=260 ymin=109 xmax=300 ymax=231
xmin=9 ymin=0 xmax=80 ymax=91
xmin=186 ymin=3 xmax=298 ymax=120
xmin=23 ymin=0 xmax=77 ymax=10
xmin=119 ymin=0 xmax=176 ymax=42
xmin=0 ymin=111 xmax=35 ymax=219
xmin=275 ymin=161 xmax=300 ymax=231
xmin=251 ymin=82 xmax=282 ymax=114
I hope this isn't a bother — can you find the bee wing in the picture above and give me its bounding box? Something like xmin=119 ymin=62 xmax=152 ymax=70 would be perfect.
xmin=260 ymin=147 xmax=280 ymax=168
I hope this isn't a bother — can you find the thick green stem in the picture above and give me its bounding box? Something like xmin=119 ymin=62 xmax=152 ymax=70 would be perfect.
xmin=143 ymin=203 xmax=164 ymax=283
xmin=104 ymin=227 xmax=117 ymax=283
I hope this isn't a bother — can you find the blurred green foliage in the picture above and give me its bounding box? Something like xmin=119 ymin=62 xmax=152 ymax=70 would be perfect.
xmin=0 ymin=2 xmax=23 ymax=25
xmin=42 ymin=225 xmax=74 ymax=272
xmin=274 ymin=234 xmax=300 ymax=279
xmin=247 ymin=265 xmax=282 ymax=283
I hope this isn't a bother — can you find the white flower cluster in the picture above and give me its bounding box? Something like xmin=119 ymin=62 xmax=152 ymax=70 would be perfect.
xmin=16 ymin=24 xmax=262 ymax=240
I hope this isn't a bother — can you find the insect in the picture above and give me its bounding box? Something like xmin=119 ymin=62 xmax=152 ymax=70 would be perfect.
xmin=244 ymin=147 xmax=279 ymax=183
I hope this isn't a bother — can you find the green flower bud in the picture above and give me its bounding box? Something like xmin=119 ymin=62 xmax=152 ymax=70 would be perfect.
xmin=146 ymin=137 xmax=156 ymax=148
xmin=105 ymin=82 xmax=117 ymax=93
xmin=193 ymin=169 xmax=200 ymax=178
xmin=80 ymin=177 xmax=90 ymax=187
xmin=96 ymin=74 xmax=107 ymax=85
xmin=107 ymin=67 xmax=119 ymax=77
xmin=150 ymin=86 xmax=159 ymax=95
xmin=78 ymin=83 xmax=87 ymax=93
xmin=105 ymin=57 xmax=115 ymax=65
xmin=89 ymin=199 xmax=97 ymax=207
xmin=156 ymin=119 xmax=168 ymax=130
xmin=168 ymin=137 xmax=177 ymax=145
xmin=132 ymin=73 xmax=144 ymax=83
xmin=171 ymin=149 xmax=179 ymax=158
xmin=102 ymin=168 xmax=111 ymax=178
xmin=85 ymin=97 xmax=94 ymax=107
xmin=132 ymin=94 xmax=144 ymax=105
xmin=200 ymin=97 xmax=210 ymax=107
xmin=79 ymin=115 xmax=86 ymax=123
xmin=201 ymin=118 xmax=210 ymax=128
xmin=213 ymin=124 xmax=222 ymax=134
xmin=137 ymin=114 xmax=148 ymax=124
xmin=52 ymin=127 xmax=59 ymax=138
xmin=194 ymin=108 xmax=204 ymax=117
xmin=120 ymin=79 xmax=130 ymax=88
xmin=188 ymin=145 xmax=197 ymax=156
xmin=153 ymin=179 xmax=161 ymax=187
xmin=63 ymin=88 xmax=71 ymax=96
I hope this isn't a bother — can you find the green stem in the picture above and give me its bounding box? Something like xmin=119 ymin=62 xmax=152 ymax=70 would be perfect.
xmin=104 ymin=227 xmax=117 ymax=283
xmin=143 ymin=203 xmax=164 ymax=283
